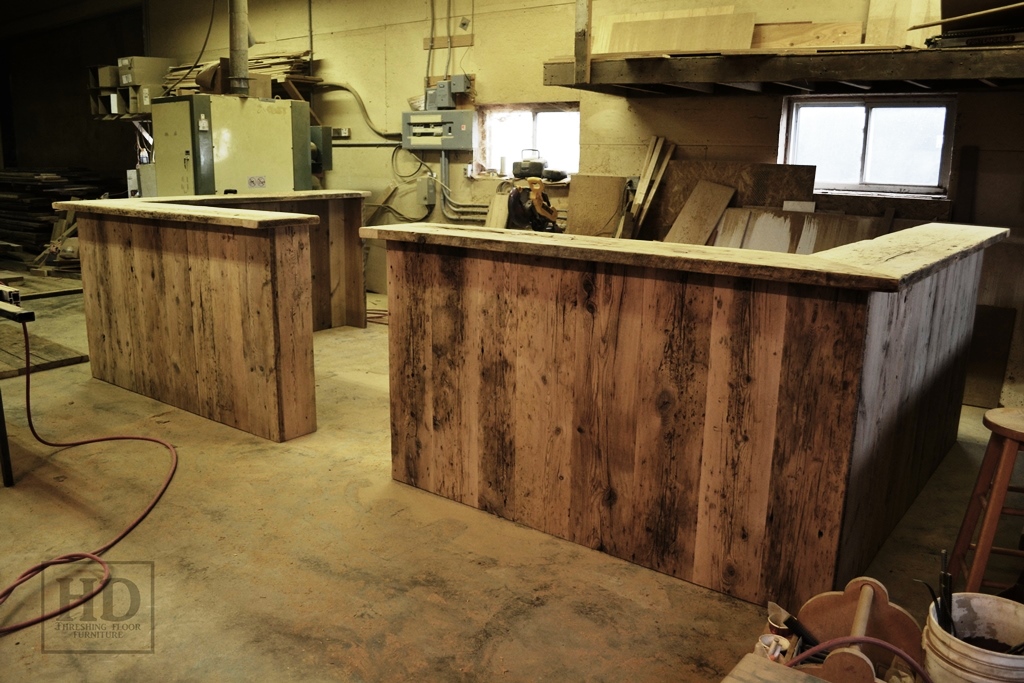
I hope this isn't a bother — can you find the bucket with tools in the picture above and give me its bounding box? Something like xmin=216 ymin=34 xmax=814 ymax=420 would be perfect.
xmin=923 ymin=592 xmax=1024 ymax=682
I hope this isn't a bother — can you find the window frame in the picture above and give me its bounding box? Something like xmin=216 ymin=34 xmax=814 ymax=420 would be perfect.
xmin=475 ymin=102 xmax=580 ymax=177
xmin=780 ymin=94 xmax=957 ymax=197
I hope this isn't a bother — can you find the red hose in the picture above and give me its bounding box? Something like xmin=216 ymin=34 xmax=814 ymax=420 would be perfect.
xmin=786 ymin=635 xmax=934 ymax=683
xmin=0 ymin=323 xmax=177 ymax=636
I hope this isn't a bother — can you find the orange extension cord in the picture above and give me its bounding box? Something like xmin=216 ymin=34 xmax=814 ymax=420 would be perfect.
xmin=0 ymin=323 xmax=177 ymax=636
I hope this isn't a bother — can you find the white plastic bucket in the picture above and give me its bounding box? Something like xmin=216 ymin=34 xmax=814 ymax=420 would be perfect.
xmin=923 ymin=592 xmax=1024 ymax=683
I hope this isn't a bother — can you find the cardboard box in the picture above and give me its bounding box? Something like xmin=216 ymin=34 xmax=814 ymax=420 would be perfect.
xmin=117 ymin=56 xmax=176 ymax=86
xmin=124 ymin=84 xmax=160 ymax=114
xmin=89 ymin=65 xmax=119 ymax=89
xmin=196 ymin=58 xmax=273 ymax=98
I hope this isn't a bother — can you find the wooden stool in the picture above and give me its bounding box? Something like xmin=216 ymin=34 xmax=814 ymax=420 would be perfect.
xmin=949 ymin=407 xmax=1024 ymax=592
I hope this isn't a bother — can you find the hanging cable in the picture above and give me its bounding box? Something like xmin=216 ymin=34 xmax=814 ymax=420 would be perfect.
xmin=444 ymin=0 xmax=453 ymax=79
xmin=426 ymin=0 xmax=436 ymax=85
xmin=391 ymin=146 xmax=431 ymax=181
xmin=318 ymin=83 xmax=401 ymax=140
xmin=0 ymin=324 xmax=178 ymax=637
xmin=161 ymin=0 xmax=218 ymax=96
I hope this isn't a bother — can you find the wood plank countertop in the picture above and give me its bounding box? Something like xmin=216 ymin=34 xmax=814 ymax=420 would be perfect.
xmin=361 ymin=222 xmax=1007 ymax=292
xmin=132 ymin=190 xmax=371 ymax=205
xmin=53 ymin=198 xmax=321 ymax=230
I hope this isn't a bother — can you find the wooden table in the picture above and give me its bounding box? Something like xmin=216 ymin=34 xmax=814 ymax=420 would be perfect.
xmin=363 ymin=222 xmax=1007 ymax=608
xmin=54 ymin=191 xmax=366 ymax=442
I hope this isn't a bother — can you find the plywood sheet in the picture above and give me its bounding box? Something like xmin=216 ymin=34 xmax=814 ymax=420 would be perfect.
xmin=809 ymin=214 xmax=886 ymax=252
xmin=567 ymin=175 xmax=628 ymax=237
xmin=608 ymin=13 xmax=756 ymax=55
xmin=592 ymin=6 xmax=736 ymax=53
xmin=752 ymin=22 xmax=862 ymax=49
xmin=641 ymin=161 xmax=815 ymax=242
xmin=485 ymin=192 xmax=510 ymax=229
xmin=663 ymin=180 xmax=735 ymax=245
xmin=713 ymin=208 xmax=751 ymax=248
xmin=742 ymin=209 xmax=802 ymax=253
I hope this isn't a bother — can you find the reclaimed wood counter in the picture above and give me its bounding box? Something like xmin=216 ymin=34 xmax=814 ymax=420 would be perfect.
xmin=362 ymin=222 xmax=1007 ymax=608
xmin=52 ymin=194 xmax=370 ymax=442
xmin=125 ymin=190 xmax=367 ymax=330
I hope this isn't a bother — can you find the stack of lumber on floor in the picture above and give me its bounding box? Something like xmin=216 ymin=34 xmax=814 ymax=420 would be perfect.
xmin=589 ymin=0 xmax=941 ymax=55
xmin=566 ymin=151 xmax=920 ymax=253
xmin=163 ymin=51 xmax=315 ymax=96
xmin=0 ymin=170 xmax=113 ymax=252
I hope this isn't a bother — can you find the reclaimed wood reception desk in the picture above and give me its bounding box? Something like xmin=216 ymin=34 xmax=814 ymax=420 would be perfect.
xmin=55 ymin=190 xmax=367 ymax=442
xmin=363 ymin=222 xmax=1007 ymax=608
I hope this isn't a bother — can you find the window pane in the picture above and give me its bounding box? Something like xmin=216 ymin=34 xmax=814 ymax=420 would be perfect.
xmin=864 ymin=107 xmax=946 ymax=186
xmin=536 ymin=111 xmax=580 ymax=174
xmin=485 ymin=110 xmax=534 ymax=174
xmin=791 ymin=105 xmax=865 ymax=185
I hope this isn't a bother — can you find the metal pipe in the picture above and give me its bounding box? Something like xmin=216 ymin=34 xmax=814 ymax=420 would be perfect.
xmin=229 ymin=0 xmax=249 ymax=95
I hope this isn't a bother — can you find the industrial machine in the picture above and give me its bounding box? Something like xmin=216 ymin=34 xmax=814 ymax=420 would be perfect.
xmin=149 ymin=93 xmax=328 ymax=196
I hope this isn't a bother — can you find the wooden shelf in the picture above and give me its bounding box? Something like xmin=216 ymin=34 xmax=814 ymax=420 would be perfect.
xmin=544 ymin=45 xmax=1024 ymax=96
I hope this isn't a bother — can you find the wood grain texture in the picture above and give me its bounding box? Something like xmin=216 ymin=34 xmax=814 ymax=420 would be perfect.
xmin=77 ymin=214 xmax=316 ymax=442
xmin=0 ymin=326 xmax=88 ymax=379
xmin=752 ymin=22 xmax=863 ymax=49
xmin=640 ymin=162 xmax=816 ymax=242
xmin=663 ymin=180 xmax=735 ymax=245
xmin=59 ymin=193 xmax=367 ymax=331
xmin=694 ymin=277 xmax=787 ymax=602
xmin=835 ymin=251 xmax=984 ymax=583
xmin=361 ymin=222 xmax=1006 ymax=293
xmin=383 ymin=227 xmax=1001 ymax=606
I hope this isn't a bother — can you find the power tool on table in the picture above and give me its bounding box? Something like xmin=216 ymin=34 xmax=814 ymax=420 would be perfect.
xmin=505 ymin=152 xmax=566 ymax=233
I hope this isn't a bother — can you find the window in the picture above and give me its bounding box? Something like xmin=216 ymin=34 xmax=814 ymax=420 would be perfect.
xmin=782 ymin=96 xmax=955 ymax=195
xmin=478 ymin=104 xmax=580 ymax=176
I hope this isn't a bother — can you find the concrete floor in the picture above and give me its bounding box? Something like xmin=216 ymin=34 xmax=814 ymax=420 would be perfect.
xmin=0 ymin=273 xmax=1020 ymax=682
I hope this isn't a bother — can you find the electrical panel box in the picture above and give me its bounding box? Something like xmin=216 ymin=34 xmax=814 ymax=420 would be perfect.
xmin=151 ymin=94 xmax=312 ymax=196
xmin=450 ymin=74 xmax=471 ymax=93
xmin=416 ymin=176 xmax=436 ymax=205
xmin=401 ymin=110 xmax=475 ymax=151
xmin=434 ymin=80 xmax=454 ymax=109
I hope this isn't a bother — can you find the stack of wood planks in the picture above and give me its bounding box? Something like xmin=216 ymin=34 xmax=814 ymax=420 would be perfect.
xmin=588 ymin=0 xmax=943 ymax=56
xmin=163 ymin=51 xmax=315 ymax=96
xmin=656 ymin=164 xmax=924 ymax=254
xmin=0 ymin=170 xmax=114 ymax=252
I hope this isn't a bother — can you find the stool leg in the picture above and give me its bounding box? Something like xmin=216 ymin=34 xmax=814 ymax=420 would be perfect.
xmin=965 ymin=435 xmax=1020 ymax=592
xmin=950 ymin=434 xmax=1005 ymax=583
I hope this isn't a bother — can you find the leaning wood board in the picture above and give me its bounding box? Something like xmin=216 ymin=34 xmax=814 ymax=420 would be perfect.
xmin=608 ymin=14 xmax=756 ymax=54
xmin=640 ymin=162 xmax=816 ymax=242
xmin=72 ymin=211 xmax=317 ymax=442
xmin=663 ymin=180 xmax=735 ymax=245
xmin=372 ymin=221 xmax=1006 ymax=608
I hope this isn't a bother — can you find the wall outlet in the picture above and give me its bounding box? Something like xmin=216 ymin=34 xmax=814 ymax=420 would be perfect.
xmin=332 ymin=127 xmax=351 ymax=139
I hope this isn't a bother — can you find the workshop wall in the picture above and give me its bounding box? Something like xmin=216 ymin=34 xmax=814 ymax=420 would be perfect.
xmin=148 ymin=0 xmax=578 ymax=220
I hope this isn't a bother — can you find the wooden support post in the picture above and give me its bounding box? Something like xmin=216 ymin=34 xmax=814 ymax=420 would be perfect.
xmin=574 ymin=0 xmax=592 ymax=85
